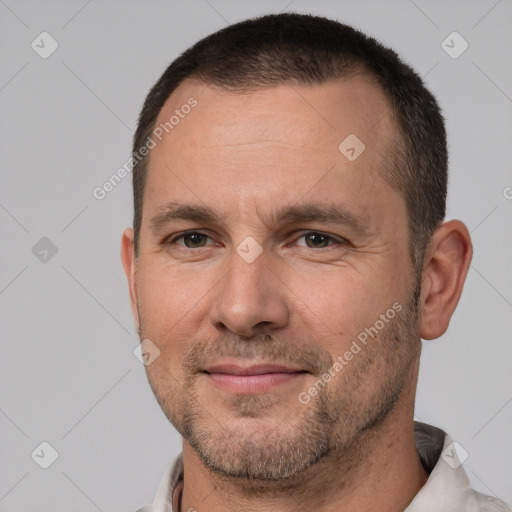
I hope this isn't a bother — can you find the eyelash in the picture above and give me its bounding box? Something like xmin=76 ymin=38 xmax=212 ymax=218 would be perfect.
xmin=168 ymin=231 xmax=217 ymax=248
xmin=166 ymin=230 xmax=345 ymax=249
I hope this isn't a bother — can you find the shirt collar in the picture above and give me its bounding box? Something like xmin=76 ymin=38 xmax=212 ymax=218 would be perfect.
xmin=151 ymin=452 xmax=183 ymax=512
xmin=407 ymin=422 xmax=481 ymax=511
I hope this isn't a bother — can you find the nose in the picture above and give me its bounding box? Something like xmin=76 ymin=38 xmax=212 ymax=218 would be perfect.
xmin=209 ymin=250 xmax=289 ymax=338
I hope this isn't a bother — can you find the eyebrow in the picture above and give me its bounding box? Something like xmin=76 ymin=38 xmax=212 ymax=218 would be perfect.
xmin=149 ymin=201 xmax=375 ymax=237
xmin=149 ymin=201 xmax=225 ymax=232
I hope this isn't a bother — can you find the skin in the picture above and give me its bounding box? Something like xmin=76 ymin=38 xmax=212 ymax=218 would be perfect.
xmin=121 ymin=76 xmax=472 ymax=512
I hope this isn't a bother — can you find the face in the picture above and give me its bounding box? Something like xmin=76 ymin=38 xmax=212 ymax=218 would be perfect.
xmin=126 ymin=77 xmax=422 ymax=480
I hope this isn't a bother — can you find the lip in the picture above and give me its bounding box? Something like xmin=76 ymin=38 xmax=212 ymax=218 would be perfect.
xmin=203 ymin=363 xmax=307 ymax=393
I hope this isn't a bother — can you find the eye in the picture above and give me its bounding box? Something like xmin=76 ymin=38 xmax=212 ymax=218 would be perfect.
xmin=295 ymin=232 xmax=339 ymax=248
xmin=170 ymin=231 xmax=213 ymax=248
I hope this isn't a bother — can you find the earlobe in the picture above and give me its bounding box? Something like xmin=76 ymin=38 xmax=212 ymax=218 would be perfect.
xmin=121 ymin=228 xmax=140 ymax=331
xmin=419 ymin=220 xmax=473 ymax=340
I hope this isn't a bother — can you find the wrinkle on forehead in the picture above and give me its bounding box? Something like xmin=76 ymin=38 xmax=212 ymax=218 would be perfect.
xmin=144 ymin=77 xmax=405 ymax=240
xmin=154 ymin=76 xmax=394 ymax=151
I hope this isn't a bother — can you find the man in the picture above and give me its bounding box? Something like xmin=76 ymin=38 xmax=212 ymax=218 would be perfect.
xmin=121 ymin=13 xmax=510 ymax=512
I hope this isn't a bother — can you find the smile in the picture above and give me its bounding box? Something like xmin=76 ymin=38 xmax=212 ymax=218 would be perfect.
xmin=203 ymin=363 xmax=307 ymax=393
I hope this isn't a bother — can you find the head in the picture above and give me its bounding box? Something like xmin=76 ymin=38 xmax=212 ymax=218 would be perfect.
xmin=122 ymin=13 xmax=472 ymax=482
xmin=131 ymin=13 xmax=448 ymax=271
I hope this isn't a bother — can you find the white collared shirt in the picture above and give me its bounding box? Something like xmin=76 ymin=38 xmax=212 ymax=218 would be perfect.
xmin=135 ymin=422 xmax=511 ymax=512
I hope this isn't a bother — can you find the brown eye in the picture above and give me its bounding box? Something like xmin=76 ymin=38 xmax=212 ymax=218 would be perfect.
xmin=183 ymin=233 xmax=208 ymax=247
xmin=302 ymin=232 xmax=332 ymax=248
xmin=172 ymin=232 xmax=211 ymax=248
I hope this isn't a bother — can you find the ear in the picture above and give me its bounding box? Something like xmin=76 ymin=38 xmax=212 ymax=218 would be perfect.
xmin=419 ymin=220 xmax=473 ymax=340
xmin=121 ymin=227 xmax=140 ymax=332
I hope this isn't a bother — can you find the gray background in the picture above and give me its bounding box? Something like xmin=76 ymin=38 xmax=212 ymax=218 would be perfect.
xmin=1 ymin=0 xmax=511 ymax=511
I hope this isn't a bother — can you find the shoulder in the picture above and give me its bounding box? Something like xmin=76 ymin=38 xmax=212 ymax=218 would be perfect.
xmin=473 ymin=491 xmax=512 ymax=512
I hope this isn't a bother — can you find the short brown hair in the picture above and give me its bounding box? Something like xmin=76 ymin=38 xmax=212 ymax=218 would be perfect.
xmin=132 ymin=13 xmax=447 ymax=270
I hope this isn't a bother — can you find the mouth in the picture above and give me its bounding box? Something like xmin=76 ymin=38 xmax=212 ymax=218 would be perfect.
xmin=203 ymin=363 xmax=308 ymax=394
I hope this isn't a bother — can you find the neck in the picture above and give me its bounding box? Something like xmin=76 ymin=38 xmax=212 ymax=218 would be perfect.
xmin=179 ymin=369 xmax=427 ymax=512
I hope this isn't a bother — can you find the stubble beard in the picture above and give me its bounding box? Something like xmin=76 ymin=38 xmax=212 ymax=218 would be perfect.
xmin=142 ymin=288 xmax=421 ymax=484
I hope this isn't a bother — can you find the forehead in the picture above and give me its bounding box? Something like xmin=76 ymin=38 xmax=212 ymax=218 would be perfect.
xmin=154 ymin=75 xmax=394 ymax=152
xmin=144 ymin=76 xmax=403 ymax=227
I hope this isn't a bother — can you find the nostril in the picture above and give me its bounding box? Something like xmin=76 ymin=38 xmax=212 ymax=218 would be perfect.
xmin=255 ymin=321 xmax=273 ymax=329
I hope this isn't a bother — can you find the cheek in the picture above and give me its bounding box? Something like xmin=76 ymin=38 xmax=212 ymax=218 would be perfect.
xmin=288 ymin=267 xmax=398 ymax=348
xmin=135 ymin=262 xmax=213 ymax=352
